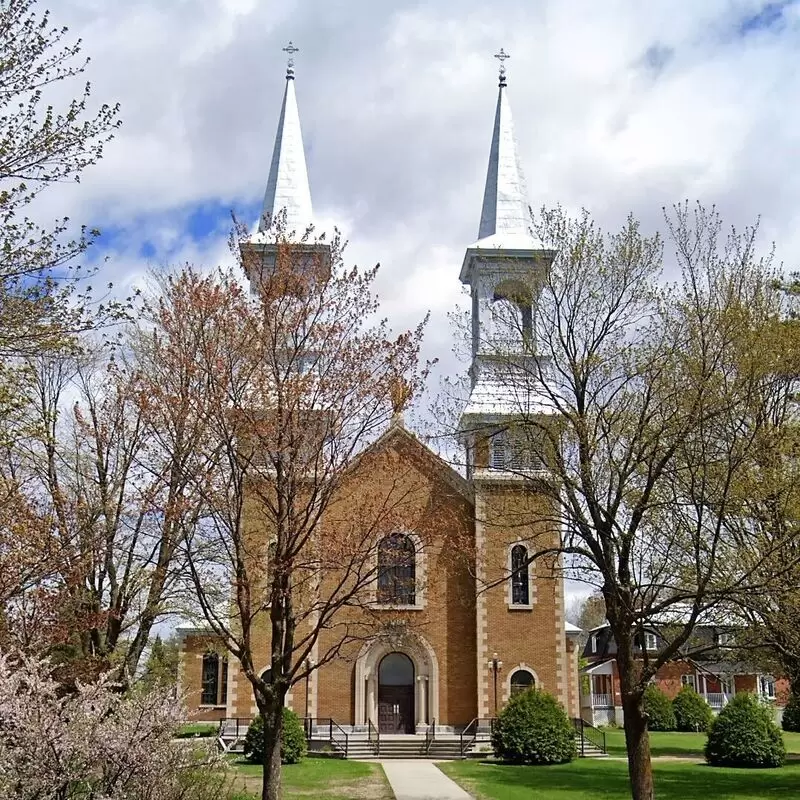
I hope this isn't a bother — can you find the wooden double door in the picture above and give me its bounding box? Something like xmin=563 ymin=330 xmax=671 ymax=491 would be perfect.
xmin=378 ymin=684 xmax=414 ymax=734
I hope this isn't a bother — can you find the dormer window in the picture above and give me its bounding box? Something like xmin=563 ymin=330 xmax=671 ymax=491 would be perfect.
xmin=590 ymin=634 xmax=598 ymax=654
xmin=644 ymin=633 xmax=658 ymax=651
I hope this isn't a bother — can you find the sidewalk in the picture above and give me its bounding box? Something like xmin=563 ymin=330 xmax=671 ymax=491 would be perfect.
xmin=380 ymin=760 xmax=474 ymax=800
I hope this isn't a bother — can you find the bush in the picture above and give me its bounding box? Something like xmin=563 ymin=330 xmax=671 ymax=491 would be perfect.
xmin=491 ymin=689 xmax=576 ymax=764
xmin=782 ymin=690 xmax=800 ymax=732
xmin=643 ymin=684 xmax=676 ymax=731
xmin=244 ymin=708 xmax=307 ymax=764
xmin=673 ymin=685 xmax=714 ymax=732
xmin=705 ymin=692 xmax=785 ymax=768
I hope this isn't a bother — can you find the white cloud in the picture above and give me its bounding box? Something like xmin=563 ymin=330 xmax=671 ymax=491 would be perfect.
xmin=43 ymin=0 xmax=800 ymax=401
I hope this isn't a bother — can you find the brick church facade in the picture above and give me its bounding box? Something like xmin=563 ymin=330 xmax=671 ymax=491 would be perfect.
xmin=177 ymin=51 xmax=582 ymax=734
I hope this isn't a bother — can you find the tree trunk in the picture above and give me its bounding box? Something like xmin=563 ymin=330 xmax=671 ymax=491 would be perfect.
xmin=622 ymin=690 xmax=654 ymax=800
xmin=261 ymin=702 xmax=284 ymax=800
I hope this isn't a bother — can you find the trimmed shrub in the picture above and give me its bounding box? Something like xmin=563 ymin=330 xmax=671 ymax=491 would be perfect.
xmin=243 ymin=708 xmax=307 ymax=765
xmin=705 ymin=692 xmax=785 ymax=768
xmin=491 ymin=689 xmax=576 ymax=765
xmin=643 ymin=684 xmax=676 ymax=731
xmin=782 ymin=690 xmax=800 ymax=732
xmin=673 ymin=685 xmax=714 ymax=732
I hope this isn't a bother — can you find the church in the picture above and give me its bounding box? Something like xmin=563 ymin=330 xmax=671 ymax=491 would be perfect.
xmin=176 ymin=46 xmax=581 ymax=742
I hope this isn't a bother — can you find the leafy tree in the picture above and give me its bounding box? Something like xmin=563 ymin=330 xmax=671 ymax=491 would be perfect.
xmin=450 ymin=203 xmax=798 ymax=800
xmin=491 ymin=689 xmax=576 ymax=764
xmin=0 ymin=650 xmax=235 ymax=799
xmin=672 ymin=685 xmax=713 ymax=732
xmin=705 ymin=692 xmax=785 ymax=768
xmin=142 ymin=635 xmax=180 ymax=690
xmin=136 ymin=220 xmax=430 ymax=800
xmin=0 ymin=0 xmax=120 ymax=357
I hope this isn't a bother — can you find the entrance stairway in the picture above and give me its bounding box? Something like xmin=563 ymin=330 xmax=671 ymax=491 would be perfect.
xmin=218 ymin=716 xmax=607 ymax=759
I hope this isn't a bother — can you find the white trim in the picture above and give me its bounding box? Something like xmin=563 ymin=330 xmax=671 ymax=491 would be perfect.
xmin=353 ymin=631 xmax=439 ymax=727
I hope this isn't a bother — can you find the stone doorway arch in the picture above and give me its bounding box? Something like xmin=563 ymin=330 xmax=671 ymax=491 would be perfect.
xmin=354 ymin=631 xmax=439 ymax=733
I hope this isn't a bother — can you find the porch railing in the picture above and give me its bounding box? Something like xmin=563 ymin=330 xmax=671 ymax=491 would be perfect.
xmin=704 ymin=692 xmax=732 ymax=708
xmin=589 ymin=693 xmax=613 ymax=708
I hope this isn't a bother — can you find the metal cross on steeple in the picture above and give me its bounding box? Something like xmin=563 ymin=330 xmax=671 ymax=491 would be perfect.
xmin=494 ymin=47 xmax=510 ymax=87
xmin=283 ymin=40 xmax=299 ymax=80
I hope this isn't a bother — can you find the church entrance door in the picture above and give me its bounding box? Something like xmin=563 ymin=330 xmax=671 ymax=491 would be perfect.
xmin=377 ymin=652 xmax=415 ymax=734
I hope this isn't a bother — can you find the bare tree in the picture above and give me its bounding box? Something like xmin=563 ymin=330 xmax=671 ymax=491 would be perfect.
xmin=451 ymin=203 xmax=797 ymax=800
xmin=134 ymin=223 xmax=433 ymax=800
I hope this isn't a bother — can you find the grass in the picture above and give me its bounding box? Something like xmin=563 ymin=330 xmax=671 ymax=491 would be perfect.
xmin=175 ymin=722 xmax=219 ymax=738
xmin=229 ymin=757 xmax=392 ymax=799
xmin=439 ymin=759 xmax=800 ymax=800
xmin=600 ymin=729 xmax=800 ymax=758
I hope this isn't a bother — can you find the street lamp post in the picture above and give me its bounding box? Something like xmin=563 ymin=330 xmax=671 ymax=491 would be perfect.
xmin=305 ymin=658 xmax=314 ymax=729
xmin=488 ymin=652 xmax=503 ymax=716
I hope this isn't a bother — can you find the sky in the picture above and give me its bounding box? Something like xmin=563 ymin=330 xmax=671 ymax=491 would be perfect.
xmin=47 ymin=0 xmax=800 ymax=417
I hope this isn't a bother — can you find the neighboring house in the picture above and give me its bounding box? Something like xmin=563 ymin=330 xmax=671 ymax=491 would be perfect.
xmin=581 ymin=622 xmax=789 ymax=726
xmin=175 ymin=56 xmax=583 ymax=736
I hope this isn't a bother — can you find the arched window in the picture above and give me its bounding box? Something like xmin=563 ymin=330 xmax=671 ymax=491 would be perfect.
xmin=510 ymin=669 xmax=535 ymax=696
xmin=377 ymin=533 xmax=416 ymax=605
xmin=511 ymin=544 xmax=530 ymax=605
xmin=201 ymin=652 xmax=228 ymax=706
xmin=261 ymin=667 xmax=273 ymax=685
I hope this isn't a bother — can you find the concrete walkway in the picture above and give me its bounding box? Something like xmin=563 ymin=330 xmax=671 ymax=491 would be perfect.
xmin=380 ymin=760 xmax=474 ymax=800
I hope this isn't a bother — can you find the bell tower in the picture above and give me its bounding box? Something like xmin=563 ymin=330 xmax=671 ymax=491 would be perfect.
xmin=460 ymin=50 xmax=571 ymax=720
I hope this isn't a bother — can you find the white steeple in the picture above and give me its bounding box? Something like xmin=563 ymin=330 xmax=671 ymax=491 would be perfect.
xmin=256 ymin=41 xmax=313 ymax=237
xmin=477 ymin=49 xmax=531 ymax=244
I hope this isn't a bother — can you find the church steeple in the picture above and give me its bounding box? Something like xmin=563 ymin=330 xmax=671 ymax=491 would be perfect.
xmin=476 ymin=48 xmax=531 ymax=244
xmin=256 ymin=41 xmax=313 ymax=237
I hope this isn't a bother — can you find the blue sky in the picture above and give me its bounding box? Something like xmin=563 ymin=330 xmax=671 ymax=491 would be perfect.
xmin=46 ymin=0 xmax=800 ymax=399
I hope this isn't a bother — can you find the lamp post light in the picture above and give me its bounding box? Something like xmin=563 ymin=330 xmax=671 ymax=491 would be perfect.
xmin=488 ymin=652 xmax=503 ymax=716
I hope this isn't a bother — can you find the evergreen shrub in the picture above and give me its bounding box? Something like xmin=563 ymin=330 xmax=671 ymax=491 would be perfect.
xmin=491 ymin=689 xmax=576 ymax=765
xmin=672 ymin=685 xmax=714 ymax=732
xmin=643 ymin=684 xmax=676 ymax=731
xmin=243 ymin=708 xmax=307 ymax=765
xmin=705 ymin=692 xmax=785 ymax=768
xmin=781 ymin=690 xmax=800 ymax=732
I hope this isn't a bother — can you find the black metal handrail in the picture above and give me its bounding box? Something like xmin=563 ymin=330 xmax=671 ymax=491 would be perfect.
xmin=328 ymin=718 xmax=349 ymax=758
xmin=367 ymin=718 xmax=380 ymax=757
xmin=459 ymin=717 xmax=496 ymax=758
xmin=571 ymin=717 xmax=606 ymax=755
xmin=424 ymin=719 xmax=436 ymax=755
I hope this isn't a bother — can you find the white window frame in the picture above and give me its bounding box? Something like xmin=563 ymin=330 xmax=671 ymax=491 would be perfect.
xmin=680 ymin=673 xmax=697 ymax=690
xmin=644 ymin=632 xmax=658 ymax=651
xmin=759 ymin=675 xmax=776 ymax=700
xmin=590 ymin=634 xmax=598 ymax=655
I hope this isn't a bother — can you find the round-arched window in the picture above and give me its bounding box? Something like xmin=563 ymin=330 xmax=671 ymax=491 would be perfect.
xmin=510 ymin=669 xmax=535 ymax=696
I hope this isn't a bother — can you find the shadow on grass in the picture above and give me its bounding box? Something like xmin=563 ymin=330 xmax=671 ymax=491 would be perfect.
xmin=441 ymin=759 xmax=800 ymax=800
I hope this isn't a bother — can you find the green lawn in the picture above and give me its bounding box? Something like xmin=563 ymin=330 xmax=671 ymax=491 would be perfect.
xmin=229 ymin=757 xmax=392 ymax=799
xmin=440 ymin=759 xmax=800 ymax=800
xmin=601 ymin=730 xmax=800 ymax=758
xmin=175 ymin=722 xmax=218 ymax=738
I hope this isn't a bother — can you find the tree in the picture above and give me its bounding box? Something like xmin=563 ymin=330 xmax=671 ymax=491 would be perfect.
xmin=566 ymin=590 xmax=606 ymax=649
xmin=0 ymin=0 xmax=120 ymax=358
xmin=134 ymin=222 xmax=430 ymax=800
xmin=454 ymin=203 xmax=798 ymax=800
xmin=0 ymin=351 xmax=202 ymax=683
xmin=0 ymin=650 xmax=232 ymax=800
xmin=142 ymin=634 xmax=180 ymax=690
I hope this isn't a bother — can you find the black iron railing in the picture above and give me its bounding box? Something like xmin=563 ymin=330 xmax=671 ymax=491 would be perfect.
xmin=328 ymin=718 xmax=349 ymax=758
xmin=368 ymin=718 xmax=380 ymax=756
xmin=572 ymin=717 xmax=606 ymax=755
xmin=424 ymin=719 xmax=436 ymax=755
xmin=459 ymin=717 xmax=496 ymax=758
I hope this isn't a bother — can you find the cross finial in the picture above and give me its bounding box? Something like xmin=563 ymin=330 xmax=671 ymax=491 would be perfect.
xmin=494 ymin=47 xmax=510 ymax=87
xmin=283 ymin=40 xmax=299 ymax=80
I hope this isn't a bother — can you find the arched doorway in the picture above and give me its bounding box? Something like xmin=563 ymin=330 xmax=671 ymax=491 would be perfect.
xmin=378 ymin=652 xmax=414 ymax=733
